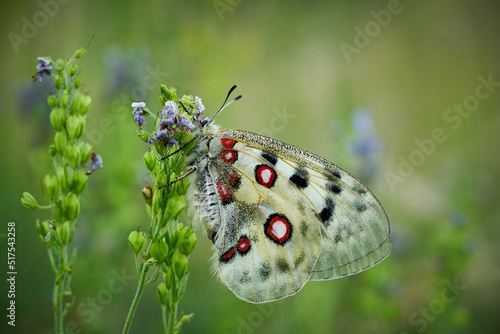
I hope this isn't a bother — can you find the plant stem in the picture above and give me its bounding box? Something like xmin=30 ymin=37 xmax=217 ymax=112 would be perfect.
xmin=122 ymin=264 xmax=149 ymax=334
xmin=168 ymin=273 xmax=177 ymax=334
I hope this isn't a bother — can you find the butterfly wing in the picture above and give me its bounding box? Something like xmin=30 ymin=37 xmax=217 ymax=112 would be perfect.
xmin=195 ymin=128 xmax=390 ymax=303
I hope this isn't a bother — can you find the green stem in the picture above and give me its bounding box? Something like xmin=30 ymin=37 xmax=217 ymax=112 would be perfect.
xmin=122 ymin=264 xmax=149 ymax=334
xmin=168 ymin=272 xmax=177 ymax=334
xmin=162 ymin=305 xmax=168 ymax=333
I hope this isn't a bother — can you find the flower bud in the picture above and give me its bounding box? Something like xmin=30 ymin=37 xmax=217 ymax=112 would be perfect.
xmin=79 ymin=142 xmax=93 ymax=165
xmin=36 ymin=219 xmax=52 ymax=243
xmin=56 ymin=58 xmax=65 ymax=70
xmin=74 ymin=48 xmax=86 ymax=59
xmin=54 ymin=131 xmax=67 ymax=153
xmin=68 ymin=63 xmax=77 ymax=76
xmin=65 ymin=115 xmax=79 ymax=140
xmin=79 ymin=95 xmax=92 ymax=115
xmin=150 ymin=241 xmax=169 ymax=264
xmin=157 ymin=283 xmax=168 ymax=306
xmin=62 ymin=91 xmax=70 ymax=108
xmin=128 ymin=231 xmax=147 ymax=255
xmin=143 ymin=151 xmax=156 ymax=172
xmin=43 ymin=175 xmax=59 ymax=198
xmin=60 ymin=220 xmax=73 ymax=245
xmin=71 ymin=170 xmax=88 ymax=195
xmin=74 ymin=75 xmax=83 ymax=89
xmin=47 ymin=95 xmax=58 ymax=108
xmin=64 ymin=145 xmax=81 ymax=169
xmin=165 ymin=268 xmax=173 ymax=290
xmin=172 ymin=253 xmax=188 ymax=279
xmin=55 ymin=197 xmax=64 ymax=221
xmin=160 ymin=85 xmax=177 ymax=105
xmin=55 ymin=76 xmax=65 ymax=90
xmin=21 ymin=192 xmax=39 ymax=210
xmin=179 ymin=231 xmax=197 ymax=255
xmin=65 ymin=194 xmax=80 ymax=221
xmin=75 ymin=115 xmax=86 ymax=139
xmin=166 ymin=195 xmax=187 ymax=220
xmin=56 ymin=166 xmax=68 ymax=191
xmin=69 ymin=96 xmax=80 ymax=114
xmin=50 ymin=108 xmax=65 ymax=131
xmin=142 ymin=186 xmax=153 ymax=206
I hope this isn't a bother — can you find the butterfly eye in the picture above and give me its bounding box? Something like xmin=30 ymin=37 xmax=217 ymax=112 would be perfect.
xmin=200 ymin=119 xmax=209 ymax=127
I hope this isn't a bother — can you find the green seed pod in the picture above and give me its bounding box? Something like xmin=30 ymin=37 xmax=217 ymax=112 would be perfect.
xmin=166 ymin=195 xmax=187 ymax=220
xmin=74 ymin=75 xmax=83 ymax=89
xmin=65 ymin=115 xmax=79 ymax=140
xmin=71 ymin=170 xmax=88 ymax=195
xmin=179 ymin=231 xmax=197 ymax=255
xmin=79 ymin=143 xmax=93 ymax=165
xmin=74 ymin=48 xmax=86 ymax=59
xmin=128 ymin=231 xmax=147 ymax=255
xmin=79 ymin=95 xmax=92 ymax=115
xmin=21 ymin=192 xmax=39 ymax=210
xmin=143 ymin=151 xmax=156 ymax=172
xmin=173 ymin=253 xmax=188 ymax=279
xmin=43 ymin=175 xmax=59 ymax=199
xmin=56 ymin=166 xmax=67 ymax=191
xmin=47 ymin=95 xmax=58 ymax=108
xmin=64 ymin=145 xmax=81 ymax=169
xmin=68 ymin=63 xmax=77 ymax=76
xmin=157 ymin=283 xmax=168 ymax=306
xmin=65 ymin=194 xmax=80 ymax=221
xmin=150 ymin=241 xmax=169 ymax=264
xmin=50 ymin=108 xmax=65 ymax=131
xmin=61 ymin=91 xmax=69 ymax=108
xmin=54 ymin=132 xmax=67 ymax=153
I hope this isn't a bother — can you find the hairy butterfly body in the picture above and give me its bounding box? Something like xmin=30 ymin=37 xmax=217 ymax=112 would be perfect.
xmin=184 ymin=109 xmax=391 ymax=303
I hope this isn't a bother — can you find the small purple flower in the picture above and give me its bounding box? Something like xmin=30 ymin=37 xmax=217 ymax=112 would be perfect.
xmin=161 ymin=101 xmax=179 ymax=120
xmin=147 ymin=136 xmax=157 ymax=145
xmin=194 ymin=96 xmax=205 ymax=113
xmin=134 ymin=115 xmax=146 ymax=126
xmin=167 ymin=137 xmax=178 ymax=148
xmin=132 ymin=102 xmax=147 ymax=126
xmin=86 ymin=152 xmax=103 ymax=175
xmin=177 ymin=115 xmax=195 ymax=131
xmin=36 ymin=57 xmax=52 ymax=82
xmin=131 ymin=102 xmax=146 ymax=114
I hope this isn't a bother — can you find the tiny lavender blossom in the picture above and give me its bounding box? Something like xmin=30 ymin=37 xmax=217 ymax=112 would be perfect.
xmin=161 ymin=100 xmax=179 ymax=120
xmin=87 ymin=152 xmax=103 ymax=175
xmin=132 ymin=102 xmax=147 ymax=126
xmin=177 ymin=115 xmax=195 ymax=131
xmin=194 ymin=96 xmax=205 ymax=120
xmin=36 ymin=57 xmax=52 ymax=82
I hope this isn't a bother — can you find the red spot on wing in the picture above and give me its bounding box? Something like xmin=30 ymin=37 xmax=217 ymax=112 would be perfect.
xmin=217 ymin=179 xmax=232 ymax=202
xmin=228 ymin=170 xmax=240 ymax=186
xmin=265 ymin=214 xmax=292 ymax=245
xmin=237 ymin=236 xmax=250 ymax=254
xmin=221 ymin=150 xmax=237 ymax=164
xmin=221 ymin=248 xmax=236 ymax=262
xmin=255 ymin=165 xmax=276 ymax=188
xmin=221 ymin=138 xmax=236 ymax=148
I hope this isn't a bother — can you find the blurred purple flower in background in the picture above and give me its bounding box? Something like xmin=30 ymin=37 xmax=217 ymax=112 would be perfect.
xmin=350 ymin=108 xmax=383 ymax=182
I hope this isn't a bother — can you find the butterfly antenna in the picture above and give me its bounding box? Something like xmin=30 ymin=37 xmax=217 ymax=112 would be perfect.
xmin=208 ymin=85 xmax=242 ymax=124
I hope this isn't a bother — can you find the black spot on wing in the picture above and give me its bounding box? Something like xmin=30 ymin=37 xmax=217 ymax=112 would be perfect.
xmin=290 ymin=173 xmax=307 ymax=188
xmin=319 ymin=197 xmax=336 ymax=227
xmin=294 ymin=251 xmax=306 ymax=268
xmin=326 ymin=181 xmax=342 ymax=194
xmin=353 ymin=199 xmax=367 ymax=213
xmin=258 ymin=262 xmax=271 ymax=282
xmin=261 ymin=152 xmax=278 ymax=166
xmin=353 ymin=184 xmax=367 ymax=195
xmin=276 ymin=257 xmax=290 ymax=273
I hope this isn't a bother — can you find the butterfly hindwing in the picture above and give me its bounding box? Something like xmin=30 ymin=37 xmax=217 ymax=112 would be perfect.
xmin=190 ymin=126 xmax=390 ymax=303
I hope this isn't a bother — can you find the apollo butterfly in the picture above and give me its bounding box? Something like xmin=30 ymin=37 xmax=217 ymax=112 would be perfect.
xmin=182 ymin=87 xmax=391 ymax=303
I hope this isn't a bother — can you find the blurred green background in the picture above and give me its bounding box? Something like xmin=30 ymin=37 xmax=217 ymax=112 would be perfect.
xmin=1 ymin=0 xmax=499 ymax=333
